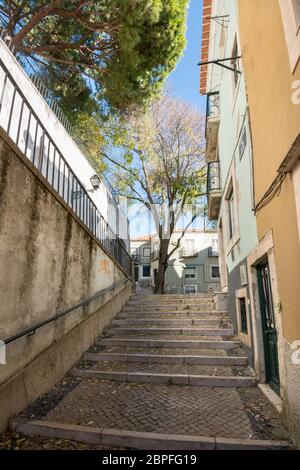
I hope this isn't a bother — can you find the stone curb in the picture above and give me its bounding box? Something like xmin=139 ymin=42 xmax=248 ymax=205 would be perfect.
xmin=73 ymin=368 xmax=257 ymax=387
xmin=10 ymin=419 xmax=290 ymax=450
xmin=119 ymin=311 xmax=228 ymax=317
xmin=113 ymin=319 xmax=220 ymax=326
xmin=84 ymin=352 xmax=248 ymax=366
xmin=106 ymin=327 xmax=234 ymax=337
xmin=99 ymin=338 xmax=240 ymax=349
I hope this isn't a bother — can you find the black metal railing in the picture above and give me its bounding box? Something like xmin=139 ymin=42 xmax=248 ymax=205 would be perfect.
xmin=205 ymin=91 xmax=220 ymax=137
xmin=0 ymin=57 xmax=133 ymax=277
xmin=180 ymin=249 xmax=198 ymax=258
xmin=3 ymin=278 xmax=132 ymax=345
xmin=207 ymin=161 xmax=222 ymax=193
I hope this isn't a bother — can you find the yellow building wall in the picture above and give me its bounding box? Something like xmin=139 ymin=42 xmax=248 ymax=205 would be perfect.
xmin=237 ymin=0 xmax=300 ymax=343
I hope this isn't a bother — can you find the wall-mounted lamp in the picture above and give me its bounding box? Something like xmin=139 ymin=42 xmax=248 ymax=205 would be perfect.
xmin=89 ymin=174 xmax=101 ymax=191
xmin=72 ymin=174 xmax=101 ymax=200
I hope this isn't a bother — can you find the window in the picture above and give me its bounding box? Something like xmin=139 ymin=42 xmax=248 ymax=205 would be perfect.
xmin=211 ymin=266 xmax=220 ymax=279
xmin=227 ymin=188 xmax=236 ymax=240
xmin=184 ymin=285 xmax=197 ymax=294
xmin=219 ymin=24 xmax=227 ymax=58
xmin=239 ymin=126 xmax=247 ymax=160
xmin=185 ymin=267 xmax=196 ymax=279
xmin=231 ymin=37 xmax=240 ymax=88
xmin=239 ymin=298 xmax=248 ymax=334
xmin=143 ymin=246 xmax=150 ymax=257
xmin=130 ymin=247 xmax=136 ymax=255
xmin=184 ymin=239 xmax=195 ymax=251
xmin=142 ymin=265 xmax=150 ymax=278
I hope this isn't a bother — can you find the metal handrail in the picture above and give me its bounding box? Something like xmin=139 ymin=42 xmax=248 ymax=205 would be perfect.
xmin=3 ymin=278 xmax=132 ymax=345
xmin=0 ymin=56 xmax=133 ymax=277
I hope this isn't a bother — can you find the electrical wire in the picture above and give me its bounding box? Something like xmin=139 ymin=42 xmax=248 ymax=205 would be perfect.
xmin=254 ymin=172 xmax=287 ymax=214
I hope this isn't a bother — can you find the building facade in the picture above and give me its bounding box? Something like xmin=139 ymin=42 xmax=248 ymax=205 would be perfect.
xmin=237 ymin=0 xmax=300 ymax=446
xmin=150 ymin=229 xmax=220 ymax=294
xmin=130 ymin=236 xmax=152 ymax=290
xmin=200 ymin=0 xmax=300 ymax=446
xmin=201 ymin=0 xmax=258 ymax=364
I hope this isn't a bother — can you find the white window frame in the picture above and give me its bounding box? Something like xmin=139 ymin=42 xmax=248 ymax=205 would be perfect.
xmin=143 ymin=246 xmax=151 ymax=257
xmin=235 ymin=288 xmax=252 ymax=347
xmin=224 ymin=164 xmax=240 ymax=255
xmin=185 ymin=266 xmax=197 ymax=279
xmin=279 ymin=0 xmax=300 ymax=72
xmin=184 ymin=239 xmax=195 ymax=251
xmin=211 ymin=265 xmax=220 ymax=279
xmin=184 ymin=285 xmax=197 ymax=294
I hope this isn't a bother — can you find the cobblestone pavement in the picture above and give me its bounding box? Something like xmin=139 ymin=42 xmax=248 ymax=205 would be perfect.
xmin=85 ymin=361 xmax=255 ymax=377
xmin=89 ymin=344 xmax=246 ymax=356
xmin=15 ymin=374 xmax=289 ymax=443
xmin=44 ymin=381 xmax=254 ymax=438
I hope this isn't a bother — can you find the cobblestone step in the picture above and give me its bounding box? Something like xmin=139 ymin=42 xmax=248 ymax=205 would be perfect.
xmin=11 ymin=419 xmax=290 ymax=450
xmin=106 ymin=327 xmax=234 ymax=337
xmin=73 ymin=367 xmax=256 ymax=387
xmin=99 ymin=338 xmax=240 ymax=349
xmin=112 ymin=318 xmax=221 ymax=327
xmin=124 ymin=305 xmax=215 ymax=311
xmin=119 ymin=311 xmax=227 ymax=318
xmin=131 ymin=294 xmax=213 ymax=299
xmin=127 ymin=298 xmax=213 ymax=304
xmin=90 ymin=345 xmax=246 ymax=357
xmin=84 ymin=351 xmax=249 ymax=366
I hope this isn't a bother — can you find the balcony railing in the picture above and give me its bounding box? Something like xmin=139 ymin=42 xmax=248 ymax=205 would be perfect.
xmin=181 ymin=249 xmax=199 ymax=258
xmin=207 ymin=161 xmax=222 ymax=221
xmin=207 ymin=92 xmax=220 ymax=119
xmin=207 ymin=161 xmax=221 ymax=193
xmin=205 ymin=92 xmax=220 ymax=163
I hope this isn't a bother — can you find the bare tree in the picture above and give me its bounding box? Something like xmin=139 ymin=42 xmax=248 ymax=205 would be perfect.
xmin=102 ymin=94 xmax=207 ymax=293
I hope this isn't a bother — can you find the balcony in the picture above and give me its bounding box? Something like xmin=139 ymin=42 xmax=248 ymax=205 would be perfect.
xmin=208 ymin=246 xmax=219 ymax=257
xmin=180 ymin=249 xmax=199 ymax=258
xmin=205 ymin=92 xmax=220 ymax=163
xmin=207 ymin=161 xmax=222 ymax=220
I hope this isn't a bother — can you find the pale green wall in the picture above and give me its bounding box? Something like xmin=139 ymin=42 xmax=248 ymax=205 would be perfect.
xmin=207 ymin=0 xmax=258 ymax=274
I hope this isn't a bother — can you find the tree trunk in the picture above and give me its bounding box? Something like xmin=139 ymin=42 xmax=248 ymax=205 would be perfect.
xmin=153 ymin=238 xmax=170 ymax=294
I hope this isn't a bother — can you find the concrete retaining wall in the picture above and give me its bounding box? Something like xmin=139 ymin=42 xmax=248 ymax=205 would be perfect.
xmin=0 ymin=131 xmax=132 ymax=432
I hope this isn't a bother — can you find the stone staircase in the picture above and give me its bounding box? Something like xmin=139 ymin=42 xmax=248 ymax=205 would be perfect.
xmin=81 ymin=293 xmax=255 ymax=388
xmin=10 ymin=293 xmax=291 ymax=450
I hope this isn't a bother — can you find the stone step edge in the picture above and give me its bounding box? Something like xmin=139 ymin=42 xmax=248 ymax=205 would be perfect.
xmin=84 ymin=352 xmax=248 ymax=365
xmin=73 ymin=369 xmax=257 ymax=387
xmin=120 ymin=310 xmax=228 ymax=315
xmin=113 ymin=319 xmax=221 ymax=324
xmin=10 ymin=419 xmax=290 ymax=450
xmin=106 ymin=328 xmax=234 ymax=336
xmin=100 ymin=338 xmax=240 ymax=349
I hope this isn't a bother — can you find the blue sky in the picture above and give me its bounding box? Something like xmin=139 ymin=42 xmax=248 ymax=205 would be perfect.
xmin=168 ymin=0 xmax=206 ymax=114
xmin=130 ymin=0 xmax=206 ymax=238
